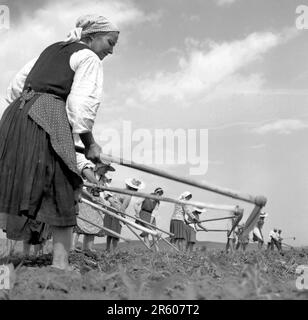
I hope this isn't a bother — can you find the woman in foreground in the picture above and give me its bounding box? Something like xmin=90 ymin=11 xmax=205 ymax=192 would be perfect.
xmin=0 ymin=14 xmax=119 ymax=270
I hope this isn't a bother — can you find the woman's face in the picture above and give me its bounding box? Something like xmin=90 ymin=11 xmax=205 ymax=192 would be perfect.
xmin=91 ymin=31 xmax=119 ymax=60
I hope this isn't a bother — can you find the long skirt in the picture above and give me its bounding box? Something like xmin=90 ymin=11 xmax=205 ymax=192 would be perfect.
xmin=185 ymin=225 xmax=196 ymax=244
xmin=170 ymin=219 xmax=186 ymax=240
xmin=103 ymin=214 xmax=122 ymax=239
xmin=0 ymin=93 xmax=81 ymax=240
xmin=74 ymin=202 xmax=105 ymax=237
xmin=136 ymin=210 xmax=152 ymax=237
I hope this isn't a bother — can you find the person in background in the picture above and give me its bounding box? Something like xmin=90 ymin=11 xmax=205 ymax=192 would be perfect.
xmin=0 ymin=14 xmax=119 ymax=270
xmin=72 ymin=153 xmax=115 ymax=255
xmin=267 ymin=228 xmax=280 ymax=251
xmin=185 ymin=207 xmax=203 ymax=254
xmin=252 ymin=212 xmax=267 ymax=250
xmin=134 ymin=187 xmax=164 ymax=251
xmin=104 ymin=178 xmax=145 ymax=253
xmin=277 ymin=229 xmax=283 ymax=251
xmin=235 ymin=223 xmax=249 ymax=252
xmin=170 ymin=191 xmax=196 ymax=251
xmin=226 ymin=216 xmax=238 ymax=253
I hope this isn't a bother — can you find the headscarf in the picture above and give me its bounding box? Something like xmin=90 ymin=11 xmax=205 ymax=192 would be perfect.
xmin=178 ymin=191 xmax=192 ymax=200
xmin=64 ymin=14 xmax=119 ymax=43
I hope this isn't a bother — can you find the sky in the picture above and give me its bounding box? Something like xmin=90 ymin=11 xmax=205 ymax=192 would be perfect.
xmin=0 ymin=0 xmax=308 ymax=246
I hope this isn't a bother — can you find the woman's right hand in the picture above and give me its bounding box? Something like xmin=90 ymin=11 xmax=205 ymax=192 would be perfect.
xmin=85 ymin=142 xmax=102 ymax=163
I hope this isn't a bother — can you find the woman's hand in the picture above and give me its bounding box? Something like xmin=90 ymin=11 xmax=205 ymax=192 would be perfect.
xmin=80 ymin=132 xmax=102 ymax=163
xmin=85 ymin=142 xmax=102 ymax=163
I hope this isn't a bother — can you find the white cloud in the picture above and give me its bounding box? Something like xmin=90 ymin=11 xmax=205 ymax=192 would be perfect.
xmin=214 ymin=0 xmax=239 ymax=7
xmin=0 ymin=0 xmax=160 ymax=93
xmin=130 ymin=32 xmax=280 ymax=104
xmin=252 ymin=119 xmax=308 ymax=135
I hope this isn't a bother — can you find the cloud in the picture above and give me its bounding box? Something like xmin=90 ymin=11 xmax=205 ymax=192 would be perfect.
xmin=0 ymin=0 xmax=160 ymax=93
xmin=252 ymin=119 xmax=308 ymax=135
xmin=128 ymin=32 xmax=280 ymax=104
xmin=214 ymin=0 xmax=239 ymax=7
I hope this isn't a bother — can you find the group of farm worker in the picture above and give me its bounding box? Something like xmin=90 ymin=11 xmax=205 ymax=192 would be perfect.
xmin=225 ymin=212 xmax=284 ymax=253
xmin=0 ymin=145 xmax=206 ymax=258
xmin=71 ymin=159 xmax=205 ymax=255
xmin=71 ymin=157 xmax=206 ymax=254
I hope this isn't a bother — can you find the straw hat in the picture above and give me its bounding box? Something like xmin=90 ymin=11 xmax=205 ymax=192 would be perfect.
xmin=104 ymin=191 xmax=113 ymax=198
xmin=179 ymin=191 xmax=192 ymax=200
xmin=125 ymin=178 xmax=145 ymax=190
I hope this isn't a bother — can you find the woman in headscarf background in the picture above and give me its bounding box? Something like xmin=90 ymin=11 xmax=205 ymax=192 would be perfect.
xmin=134 ymin=187 xmax=164 ymax=251
xmin=185 ymin=207 xmax=203 ymax=253
xmin=252 ymin=211 xmax=267 ymax=250
xmin=104 ymin=178 xmax=145 ymax=253
xmin=170 ymin=191 xmax=196 ymax=251
xmin=0 ymin=14 xmax=119 ymax=270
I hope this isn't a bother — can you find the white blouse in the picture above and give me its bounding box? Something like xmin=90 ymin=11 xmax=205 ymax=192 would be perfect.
xmin=76 ymin=152 xmax=94 ymax=175
xmin=6 ymin=47 xmax=103 ymax=135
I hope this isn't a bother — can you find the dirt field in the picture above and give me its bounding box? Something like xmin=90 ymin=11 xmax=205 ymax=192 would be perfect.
xmin=1 ymin=241 xmax=308 ymax=300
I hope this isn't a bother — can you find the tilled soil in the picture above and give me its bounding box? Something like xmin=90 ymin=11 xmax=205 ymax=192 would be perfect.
xmin=1 ymin=247 xmax=308 ymax=300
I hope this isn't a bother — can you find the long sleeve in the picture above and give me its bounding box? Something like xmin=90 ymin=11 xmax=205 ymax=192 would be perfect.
xmin=134 ymin=198 xmax=143 ymax=216
xmin=67 ymin=49 xmax=103 ymax=134
xmin=76 ymin=152 xmax=94 ymax=175
xmin=6 ymin=58 xmax=38 ymax=104
xmin=151 ymin=202 xmax=160 ymax=220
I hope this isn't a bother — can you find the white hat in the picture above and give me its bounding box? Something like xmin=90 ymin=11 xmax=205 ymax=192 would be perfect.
xmin=260 ymin=211 xmax=268 ymax=218
xmin=179 ymin=191 xmax=192 ymax=200
xmin=104 ymin=191 xmax=113 ymax=197
xmin=125 ymin=178 xmax=145 ymax=190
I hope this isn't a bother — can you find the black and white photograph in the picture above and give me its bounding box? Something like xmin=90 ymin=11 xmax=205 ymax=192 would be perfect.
xmin=0 ymin=0 xmax=308 ymax=303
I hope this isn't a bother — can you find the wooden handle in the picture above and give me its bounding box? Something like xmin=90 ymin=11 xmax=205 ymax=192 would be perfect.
xmin=77 ymin=216 xmax=129 ymax=242
xmin=81 ymin=198 xmax=159 ymax=236
xmin=95 ymin=199 xmax=174 ymax=237
xmin=84 ymin=182 xmax=239 ymax=212
xmin=76 ymin=146 xmax=267 ymax=206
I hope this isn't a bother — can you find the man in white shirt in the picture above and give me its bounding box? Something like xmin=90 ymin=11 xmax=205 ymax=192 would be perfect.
xmin=267 ymin=228 xmax=279 ymax=251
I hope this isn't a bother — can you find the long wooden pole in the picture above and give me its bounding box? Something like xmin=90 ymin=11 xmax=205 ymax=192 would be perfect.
xmin=196 ymin=229 xmax=228 ymax=232
xmin=81 ymin=198 xmax=159 ymax=236
xmin=156 ymin=237 xmax=180 ymax=252
xmin=190 ymin=215 xmax=236 ymax=224
xmin=125 ymin=224 xmax=152 ymax=251
xmin=77 ymin=216 xmax=130 ymax=242
xmin=94 ymin=198 xmax=174 ymax=237
xmin=84 ymin=182 xmax=239 ymax=212
xmin=76 ymin=146 xmax=267 ymax=206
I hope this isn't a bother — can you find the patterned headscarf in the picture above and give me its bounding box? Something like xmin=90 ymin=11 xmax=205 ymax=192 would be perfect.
xmin=64 ymin=14 xmax=119 ymax=43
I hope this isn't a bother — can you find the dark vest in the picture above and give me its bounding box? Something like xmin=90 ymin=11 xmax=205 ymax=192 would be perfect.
xmin=141 ymin=196 xmax=159 ymax=213
xmin=23 ymin=42 xmax=97 ymax=101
